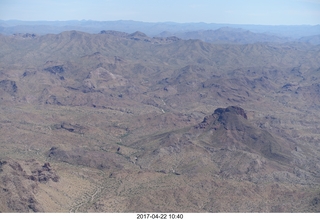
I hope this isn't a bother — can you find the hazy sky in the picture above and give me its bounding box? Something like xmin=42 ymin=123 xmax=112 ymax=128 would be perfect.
xmin=0 ymin=0 xmax=319 ymax=25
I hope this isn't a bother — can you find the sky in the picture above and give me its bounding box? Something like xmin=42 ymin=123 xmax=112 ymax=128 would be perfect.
xmin=0 ymin=0 xmax=319 ymax=25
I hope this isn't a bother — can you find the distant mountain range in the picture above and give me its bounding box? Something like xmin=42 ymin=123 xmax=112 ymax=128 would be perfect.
xmin=1 ymin=20 xmax=320 ymax=44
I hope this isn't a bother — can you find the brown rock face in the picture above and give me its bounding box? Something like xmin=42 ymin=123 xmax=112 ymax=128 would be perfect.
xmin=214 ymin=106 xmax=247 ymax=119
xmin=29 ymin=162 xmax=59 ymax=183
xmin=196 ymin=106 xmax=247 ymax=130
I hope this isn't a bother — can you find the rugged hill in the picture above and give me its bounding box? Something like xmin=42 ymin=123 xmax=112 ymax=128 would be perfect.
xmin=158 ymin=27 xmax=290 ymax=44
xmin=0 ymin=31 xmax=320 ymax=212
xmin=299 ymin=35 xmax=320 ymax=45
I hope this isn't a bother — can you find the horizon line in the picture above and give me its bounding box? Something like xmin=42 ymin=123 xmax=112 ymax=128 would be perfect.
xmin=1 ymin=19 xmax=319 ymax=27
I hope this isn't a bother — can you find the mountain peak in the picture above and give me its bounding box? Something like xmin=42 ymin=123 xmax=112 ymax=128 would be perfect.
xmin=129 ymin=31 xmax=148 ymax=38
xmin=195 ymin=106 xmax=291 ymax=163
xmin=214 ymin=106 xmax=247 ymax=119
xmin=99 ymin=30 xmax=129 ymax=37
xmin=196 ymin=106 xmax=247 ymax=130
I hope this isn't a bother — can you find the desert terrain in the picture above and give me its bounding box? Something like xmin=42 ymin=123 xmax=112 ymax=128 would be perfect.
xmin=0 ymin=27 xmax=320 ymax=212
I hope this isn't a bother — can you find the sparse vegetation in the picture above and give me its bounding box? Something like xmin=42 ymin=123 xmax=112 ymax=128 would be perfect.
xmin=0 ymin=29 xmax=320 ymax=212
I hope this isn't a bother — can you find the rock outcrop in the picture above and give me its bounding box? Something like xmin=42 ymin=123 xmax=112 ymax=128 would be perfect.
xmin=44 ymin=65 xmax=65 ymax=74
xmin=0 ymin=159 xmax=60 ymax=212
xmin=47 ymin=147 xmax=132 ymax=170
xmin=29 ymin=162 xmax=59 ymax=183
xmin=0 ymin=80 xmax=17 ymax=96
